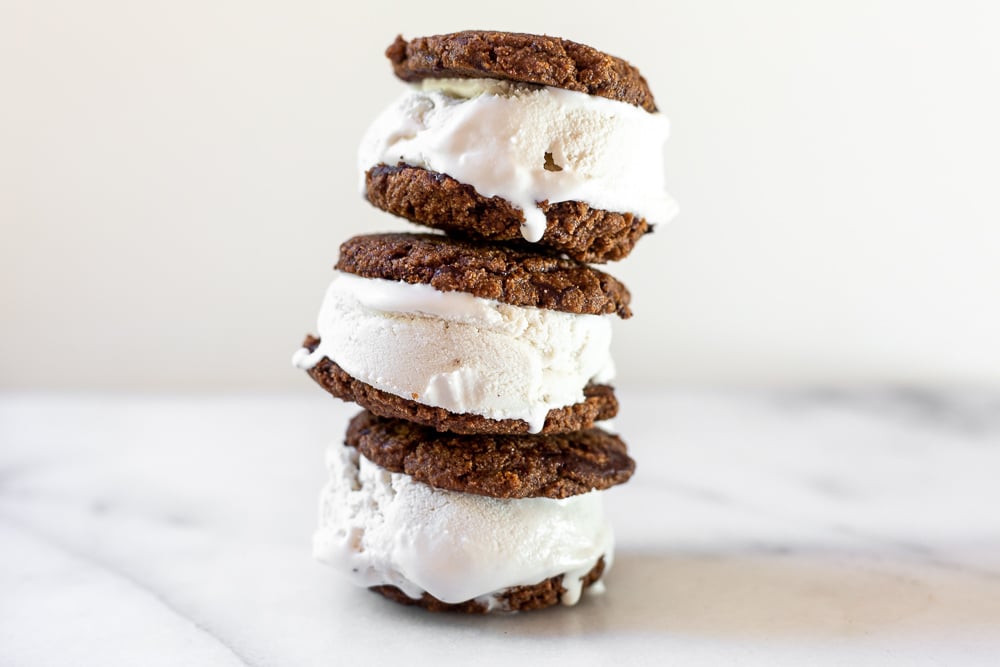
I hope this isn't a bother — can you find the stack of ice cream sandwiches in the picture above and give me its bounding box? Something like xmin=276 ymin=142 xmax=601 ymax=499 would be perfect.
xmin=294 ymin=30 xmax=675 ymax=613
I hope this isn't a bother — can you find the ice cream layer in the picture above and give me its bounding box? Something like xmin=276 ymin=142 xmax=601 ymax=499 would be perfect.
xmin=293 ymin=271 xmax=615 ymax=434
xmin=358 ymin=78 xmax=678 ymax=243
xmin=314 ymin=440 xmax=613 ymax=607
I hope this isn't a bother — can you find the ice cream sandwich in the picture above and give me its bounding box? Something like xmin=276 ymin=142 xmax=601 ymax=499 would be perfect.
xmin=359 ymin=31 xmax=677 ymax=263
xmin=294 ymin=233 xmax=629 ymax=435
xmin=313 ymin=410 xmax=635 ymax=612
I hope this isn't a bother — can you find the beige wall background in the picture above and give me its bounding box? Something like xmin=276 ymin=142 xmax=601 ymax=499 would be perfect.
xmin=2 ymin=0 xmax=999 ymax=391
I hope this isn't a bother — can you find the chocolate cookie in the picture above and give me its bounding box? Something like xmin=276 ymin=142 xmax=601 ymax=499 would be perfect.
xmin=365 ymin=164 xmax=653 ymax=264
xmin=370 ymin=557 xmax=606 ymax=613
xmin=345 ymin=410 xmax=635 ymax=499
xmin=337 ymin=233 xmax=632 ymax=318
xmin=387 ymin=31 xmax=656 ymax=112
xmin=301 ymin=337 xmax=618 ymax=435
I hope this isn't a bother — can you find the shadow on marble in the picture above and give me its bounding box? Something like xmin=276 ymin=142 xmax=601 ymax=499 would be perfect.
xmin=382 ymin=550 xmax=1000 ymax=640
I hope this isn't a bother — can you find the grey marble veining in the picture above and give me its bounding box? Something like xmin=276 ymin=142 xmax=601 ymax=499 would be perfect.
xmin=1 ymin=390 xmax=999 ymax=666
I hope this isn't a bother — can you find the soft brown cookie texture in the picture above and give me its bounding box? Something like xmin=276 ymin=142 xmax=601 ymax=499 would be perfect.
xmin=365 ymin=164 xmax=653 ymax=264
xmin=345 ymin=410 xmax=635 ymax=499
xmin=302 ymin=336 xmax=618 ymax=434
xmin=336 ymin=233 xmax=632 ymax=318
xmin=370 ymin=557 xmax=606 ymax=613
xmin=387 ymin=31 xmax=656 ymax=112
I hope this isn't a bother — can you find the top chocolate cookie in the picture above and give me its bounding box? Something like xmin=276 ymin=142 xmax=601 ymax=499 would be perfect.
xmin=385 ymin=30 xmax=656 ymax=112
xmin=336 ymin=233 xmax=632 ymax=318
xmin=387 ymin=31 xmax=657 ymax=112
xmin=346 ymin=410 xmax=635 ymax=499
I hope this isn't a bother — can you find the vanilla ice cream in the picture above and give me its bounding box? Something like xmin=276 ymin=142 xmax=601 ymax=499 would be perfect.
xmin=293 ymin=271 xmax=615 ymax=434
xmin=314 ymin=439 xmax=613 ymax=608
xmin=358 ymin=78 xmax=678 ymax=243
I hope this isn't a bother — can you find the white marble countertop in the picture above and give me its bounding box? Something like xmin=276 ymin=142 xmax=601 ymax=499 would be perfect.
xmin=2 ymin=389 xmax=999 ymax=666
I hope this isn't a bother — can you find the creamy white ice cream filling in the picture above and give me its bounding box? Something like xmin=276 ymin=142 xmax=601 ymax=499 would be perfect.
xmin=293 ymin=271 xmax=615 ymax=434
xmin=358 ymin=78 xmax=678 ymax=243
xmin=313 ymin=440 xmax=613 ymax=607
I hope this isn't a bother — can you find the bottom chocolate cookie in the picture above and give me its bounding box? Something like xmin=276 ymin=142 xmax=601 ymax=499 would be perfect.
xmin=365 ymin=164 xmax=653 ymax=263
xmin=370 ymin=557 xmax=606 ymax=613
xmin=300 ymin=335 xmax=619 ymax=435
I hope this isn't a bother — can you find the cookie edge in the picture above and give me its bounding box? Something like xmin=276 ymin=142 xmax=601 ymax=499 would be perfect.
xmin=369 ymin=556 xmax=607 ymax=613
